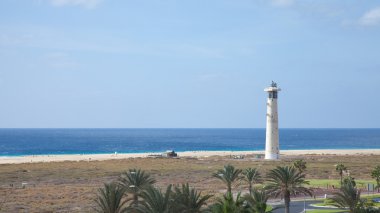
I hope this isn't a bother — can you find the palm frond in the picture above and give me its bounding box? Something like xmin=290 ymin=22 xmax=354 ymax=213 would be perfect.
xmin=266 ymin=166 xmax=313 ymax=213
xmin=94 ymin=182 xmax=128 ymax=213
xmin=134 ymin=185 xmax=173 ymax=213
xmin=119 ymin=168 xmax=156 ymax=206
xmin=172 ymin=183 xmax=212 ymax=213
xmin=212 ymin=164 xmax=243 ymax=194
xmin=329 ymin=181 xmax=361 ymax=212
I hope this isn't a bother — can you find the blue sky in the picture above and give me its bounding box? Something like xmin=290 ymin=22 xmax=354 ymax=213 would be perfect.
xmin=0 ymin=0 xmax=379 ymax=128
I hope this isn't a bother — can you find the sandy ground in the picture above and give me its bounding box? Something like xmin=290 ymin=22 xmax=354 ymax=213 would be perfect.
xmin=1 ymin=149 xmax=380 ymax=164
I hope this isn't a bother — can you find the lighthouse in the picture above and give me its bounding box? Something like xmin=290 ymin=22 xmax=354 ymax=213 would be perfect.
xmin=264 ymin=81 xmax=281 ymax=160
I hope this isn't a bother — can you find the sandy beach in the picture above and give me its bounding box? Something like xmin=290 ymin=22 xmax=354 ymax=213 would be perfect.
xmin=1 ymin=149 xmax=380 ymax=164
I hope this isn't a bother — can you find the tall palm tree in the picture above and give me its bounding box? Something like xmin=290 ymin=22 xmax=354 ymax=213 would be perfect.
xmin=210 ymin=192 xmax=248 ymax=213
xmin=244 ymin=189 xmax=270 ymax=213
xmin=172 ymin=183 xmax=212 ymax=213
xmin=94 ymin=182 xmax=128 ymax=213
xmin=335 ymin=163 xmax=347 ymax=186
xmin=293 ymin=159 xmax=307 ymax=173
xmin=371 ymin=165 xmax=380 ymax=192
xmin=266 ymin=166 xmax=313 ymax=213
xmin=119 ymin=169 xmax=156 ymax=207
xmin=134 ymin=185 xmax=173 ymax=213
xmin=343 ymin=176 xmax=356 ymax=187
xmin=212 ymin=164 xmax=242 ymax=194
xmin=328 ymin=180 xmax=362 ymax=213
xmin=242 ymin=168 xmax=261 ymax=195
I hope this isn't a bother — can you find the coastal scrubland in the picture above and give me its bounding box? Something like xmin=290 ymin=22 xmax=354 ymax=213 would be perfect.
xmin=0 ymin=154 xmax=379 ymax=212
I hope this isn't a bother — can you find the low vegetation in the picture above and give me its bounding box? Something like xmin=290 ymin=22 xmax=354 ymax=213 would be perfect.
xmin=307 ymin=210 xmax=346 ymax=213
xmin=92 ymin=164 xmax=312 ymax=213
xmin=1 ymin=154 xmax=380 ymax=212
xmin=93 ymin=162 xmax=380 ymax=213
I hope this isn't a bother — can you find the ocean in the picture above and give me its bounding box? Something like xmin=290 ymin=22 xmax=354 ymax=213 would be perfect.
xmin=0 ymin=128 xmax=379 ymax=156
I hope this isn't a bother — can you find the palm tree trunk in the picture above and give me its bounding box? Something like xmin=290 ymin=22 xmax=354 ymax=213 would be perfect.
xmin=227 ymin=183 xmax=232 ymax=194
xmin=133 ymin=193 xmax=138 ymax=206
xmin=284 ymin=192 xmax=290 ymax=213
xmin=350 ymin=206 xmax=355 ymax=213
xmin=249 ymin=183 xmax=252 ymax=195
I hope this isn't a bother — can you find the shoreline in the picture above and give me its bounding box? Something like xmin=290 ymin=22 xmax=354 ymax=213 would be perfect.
xmin=1 ymin=149 xmax=380 ymax=164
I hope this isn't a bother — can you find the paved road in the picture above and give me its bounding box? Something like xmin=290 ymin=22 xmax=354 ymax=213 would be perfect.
xmin=271 ymin=199 xmax=345 ymax=213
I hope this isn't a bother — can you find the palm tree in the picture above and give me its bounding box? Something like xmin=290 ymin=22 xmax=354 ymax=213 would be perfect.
xmin=335 ymin=163 xmax=347 ymax=186
xmin=119 ymin=169 xmax=156 ymax=207
xmin=343 ymin=176 xmax=356 ymax=187
xmin=244 ymin=189 xmax=270 ymax=213
xmin=210 ymin=192 xmax=248 ymax=213
xmin=212 ymin=164 xmax=242 ymax=194
xmin=266 ymin=166 xmax=313 ymax=213
xmin=293 ymin=159 xmax=307 ymax=173
xmin=328 ymin=180 xmax=362 ymax=213
xmin=134 ymin=185 xmax=173 ymax=213
xmin=242 ymin=168 xmax=261 ymax=195
xmin=172 ymin=183 xmax=212 ymax=213
xmin=94 ymin=182 xmax=128 ymax=213
xmin=371 ymin=165 xmax=380 ymax=192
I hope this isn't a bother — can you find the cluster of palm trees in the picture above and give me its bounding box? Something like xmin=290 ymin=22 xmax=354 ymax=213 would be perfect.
xmin=329 ymin=180 xmax=364 ymax=213
xmin=212 ymin=164 xmax=312 ymax=213
xmin=328 ymin=176 xmax=380 ymax=213
xmin=94 ymin=168 xmax=212 ymax=213
xmin=329 ymin=163 xmax=380 ymax=213
xmin=94 ymin=164 xmax=313 ymax=213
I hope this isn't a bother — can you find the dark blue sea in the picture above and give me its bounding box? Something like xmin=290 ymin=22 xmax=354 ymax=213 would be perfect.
xmin=0 ymin=129 xmax=379 ymax=156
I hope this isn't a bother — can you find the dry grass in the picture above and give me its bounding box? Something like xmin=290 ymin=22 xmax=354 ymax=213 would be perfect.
xmin=1 ymin=154 xmax=380 ymax=212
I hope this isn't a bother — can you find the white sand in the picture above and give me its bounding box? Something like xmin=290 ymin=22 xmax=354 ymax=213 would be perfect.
xmin=1 ymin=149 xmax=380 ymax=164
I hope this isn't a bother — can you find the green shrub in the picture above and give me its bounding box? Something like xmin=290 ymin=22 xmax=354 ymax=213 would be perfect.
xmin=364 ymin=199 xmax=374 ymax=207
xmin=324 ymin=198 xmax=336 ymax=206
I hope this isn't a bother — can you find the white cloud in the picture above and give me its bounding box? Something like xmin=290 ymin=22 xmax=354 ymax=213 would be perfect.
xmin=359 ymin=7 xmax=380 ymax=26
xmin=0 ymin=25 xmax=229 ymax=59
xmin=48 ymin=0 xmax=102 ymax=9
xmin=271 ymin=0 xmax=294 ymax=7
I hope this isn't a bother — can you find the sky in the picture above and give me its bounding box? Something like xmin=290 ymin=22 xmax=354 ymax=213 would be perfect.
xmin=0 ymin=0 xmax=379 ymax=128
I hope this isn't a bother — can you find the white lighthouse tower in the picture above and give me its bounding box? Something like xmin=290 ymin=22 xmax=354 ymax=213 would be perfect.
xmin=264 ymin=81 xmax=281 ymax=160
